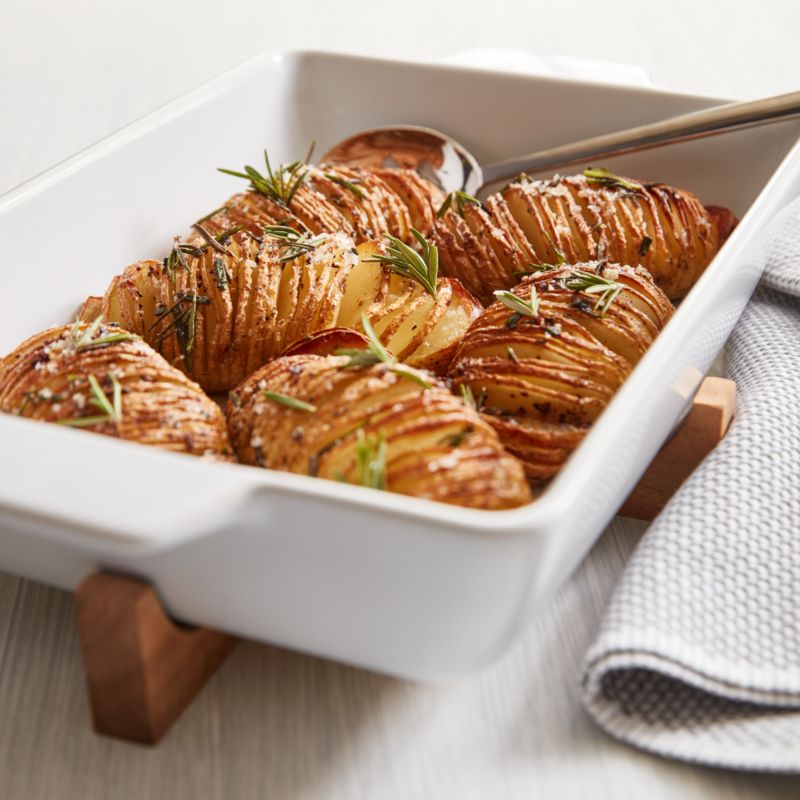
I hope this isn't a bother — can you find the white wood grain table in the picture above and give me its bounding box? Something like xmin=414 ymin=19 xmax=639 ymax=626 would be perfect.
xmin=2 ymin=1 xmax=800 ymax=797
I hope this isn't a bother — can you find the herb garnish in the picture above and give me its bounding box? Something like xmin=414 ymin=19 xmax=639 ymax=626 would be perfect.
xmin=365 ymin=229 xmax=439 ymax=298
xmin=164 ymin=238 xmax=204 ymax=282
xmin=436 ymin=190 xmax=480 ymax=218
xmin=639 ymin=235 xmax=653 ymax=256
xmin=263 ymin=390 xmax=317 ymax=412
xmin=196 ymin=205 xmax=229 ymax=224
xmin=65 ymin=317 xmax=140 ymax=353
xmin=191 ymin=223 xmax=233 ymax=255
xmin=543 ymin=232 xmax=567 ymax=265
xmin=263 ymin=224 xmax=326 ymax=263
xmin=440 ymin=425 xmax=474 ymax=448
xmin=150 ymin=292 xmax=211 ymax=372
xmin=334 ymin=314 xmax=433 ymax=389
xmin=459 ymin=384 xmax=486 ymax=412
xmin=564 ymin=269 xmax=623 ymax=316
xmin=494 ymin=288 xmax=540 ymax=328
xmin=324 ymin=172 xmax=366 ymax=199
xmin=583 ymin=167 xmax=644 ymax=193
xmin=354 ymin=428 xmax=387 ymax=490
xmin=213 ymin=257 xmax=230 ymax=290
xmin=218 ymin=145 xmax=314 ymax=207
xmin=58 ymin=373 xmax=122 ymax=428
xmin=506 ymin=346 xmax=521 ymax=364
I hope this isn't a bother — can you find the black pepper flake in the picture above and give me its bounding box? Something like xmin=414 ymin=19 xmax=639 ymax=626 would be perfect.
xmin=639 ymin=235 xmax=653 ymax=256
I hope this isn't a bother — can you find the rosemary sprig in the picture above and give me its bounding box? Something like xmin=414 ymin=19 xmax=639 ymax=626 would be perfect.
xmin=218 ymin=147 xmax=312 ymax=207
xmin=191 ymin=223 xmax=233 ymax=255
xmin=263 ymin=390 xmax=317 ymax=412
xmin=459 ymin=384 xmax=486 ymax=412
xmin=164 ymin=237 xmax=205 ymax=282
xmin=263 ymin=224 xmax=326 ymax=263
xmin=506 ymin=346 xmax=521 ymax=364
xmin=214 ymin=225 xmax=242 ymax=245
xmin=494 ymin=288 xmax=540 ymax=328
xmin=58 ymin=373 xmax=122 ymax=428
xmin=639 ymin=235 xmax=653 ymax=256
xmin=65 ymin=317 xmax=140 ymax=353
xmin=365 ymin=229 xmax=439 ymax=298
xmin=150 ymin=292 xmax=211 ymax=373
xmin=324 ymin=173 xmax=366 ymax=199
xmin=213 ymin=257 xmax=231 ymax=290
xmin=195 ymin=205 xmax=229 ymax=224
xmin=564 ymin=269 xmax=624 ymax=316
xmin=583 ymin=167 xmax=644 ymax=193
xmin=436 ymin=190 xmax=480 ymax=218
xmin=543 ymin=232 xmax=567 ymax=265
xmin=354 ymin=428 xmax=387 ymax=490
xmin=334 ymin=314 xmax=433 ymax=389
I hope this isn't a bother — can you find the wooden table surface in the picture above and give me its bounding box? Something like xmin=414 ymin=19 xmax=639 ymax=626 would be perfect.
xmin=2 ymin=1 xmax=799 ymax=797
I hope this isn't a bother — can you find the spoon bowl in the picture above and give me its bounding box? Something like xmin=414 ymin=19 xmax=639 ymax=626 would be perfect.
xmin=321 ymin=125 xmax=483 ymax=195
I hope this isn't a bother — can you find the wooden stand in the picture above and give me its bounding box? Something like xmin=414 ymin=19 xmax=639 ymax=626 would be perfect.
xmin=620 ymin=376 xmax=736 ymax=520
xmin=73 ymin=376 xmax=734 ymax=745
xmin=74 ymin=573 xmax=237 ymax=745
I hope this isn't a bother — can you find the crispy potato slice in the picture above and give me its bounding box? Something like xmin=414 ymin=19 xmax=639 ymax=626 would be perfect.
xmin=227 ymin=355 xmax=531 ymax=509
xmin=0 ymin=321 xmax=232 ymax=459
xmin=449 ymin=261 xmax=674 ymax=481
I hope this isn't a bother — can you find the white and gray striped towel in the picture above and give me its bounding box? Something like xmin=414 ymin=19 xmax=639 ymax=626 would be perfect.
xmin=581 ymin=200 xmax=800 ymax=772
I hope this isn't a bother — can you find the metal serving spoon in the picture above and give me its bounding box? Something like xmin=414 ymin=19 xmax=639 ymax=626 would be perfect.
xmin=321 ymin=90 xmax=800 ymax=196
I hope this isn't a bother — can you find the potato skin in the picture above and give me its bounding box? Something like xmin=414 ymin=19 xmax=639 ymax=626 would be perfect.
xmin=200 ymin=165 xmax=443 ymax=245
xmin=0 ymin=322 xmax=232 ymax=459
xmin=435 ymin=173 xmax=736 ymax=303
xmin=449 ymin=261 xmax=674 ymax=480
xmin=227 ymin=354 xmax=532 ymax=510
xmin=99 ymin=232 xmax=480 ymax=393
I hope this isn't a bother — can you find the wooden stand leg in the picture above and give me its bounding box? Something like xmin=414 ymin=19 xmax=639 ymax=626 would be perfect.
xmin=74 ymin=573 xmax=238 ymax=745
xmin=620 ymin=376 xmax=736 ymax=521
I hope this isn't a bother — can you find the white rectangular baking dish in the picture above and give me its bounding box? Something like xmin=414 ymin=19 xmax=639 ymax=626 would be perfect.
xmin=1 ymin=51 xmax=799 ymax=680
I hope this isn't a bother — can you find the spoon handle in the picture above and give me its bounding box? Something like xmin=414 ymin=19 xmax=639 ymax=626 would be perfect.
xmin=480 ymin=90 xmax=800 ymax=188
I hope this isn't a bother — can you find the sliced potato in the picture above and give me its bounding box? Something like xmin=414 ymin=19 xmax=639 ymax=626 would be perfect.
xmin=449 ymin=261 xmax=674 ymax=481
xmin=0 ymin=321 xmax=232 ymax=459
xmin=100 ymin=232 xmax=480 ymax=392
xmin=227 ymin=354 xmax=531 ymax=509
xmin=435 ymin=173 xmax=736 ymax=302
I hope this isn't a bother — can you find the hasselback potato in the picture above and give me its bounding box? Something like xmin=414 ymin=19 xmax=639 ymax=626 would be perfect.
xmin=449 ymin=261 xmax=674 ymax=481
xmin=0 ymin=320 xmax=232 ymax=459
xmin=227 ymin=345 xmax=532 ymax=510
xmin=99 ymin=227 xmax=480 ymax=393
xmin=435 ymin=170 xmax=736 ymax=302
xmin=207 ymin=160 xmax=443 ymax=244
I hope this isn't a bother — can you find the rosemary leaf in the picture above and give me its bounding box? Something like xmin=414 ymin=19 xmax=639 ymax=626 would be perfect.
xmin=436 ymin=190 xmax=480 ymax=219
xmin=263 ymin=390 xmax=317 ymax=413
xmin=459 ymin=384 xmax=486 ymax=412
xmin=354 ymin=428 xmax=387 ymax=491
xmin=365 ymin=229 xmax=438 ymax=298
xmin=191 ymin=223 xmax=232 ymax=255
xmin=218 ymin=147 xmax=311 ymax=207
xmin=494 ymin=288 xmax=540 ymax=320
xmin=196 ymin=205 xmax=229 ymax=224
xmin=583 ymin=167 xmax=644 ymax=193
xmin=59 ymin=373 xmax=122 ymax=428
xmin=263 ymin=224 xmax=326 ymax=263
xmin=563 ymin=269 xmax=623 ymax=317
xmin=324 ymin=173 xmax=366 ymax=199
xmin=334 ymin=314 xmax=432 ymax=389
